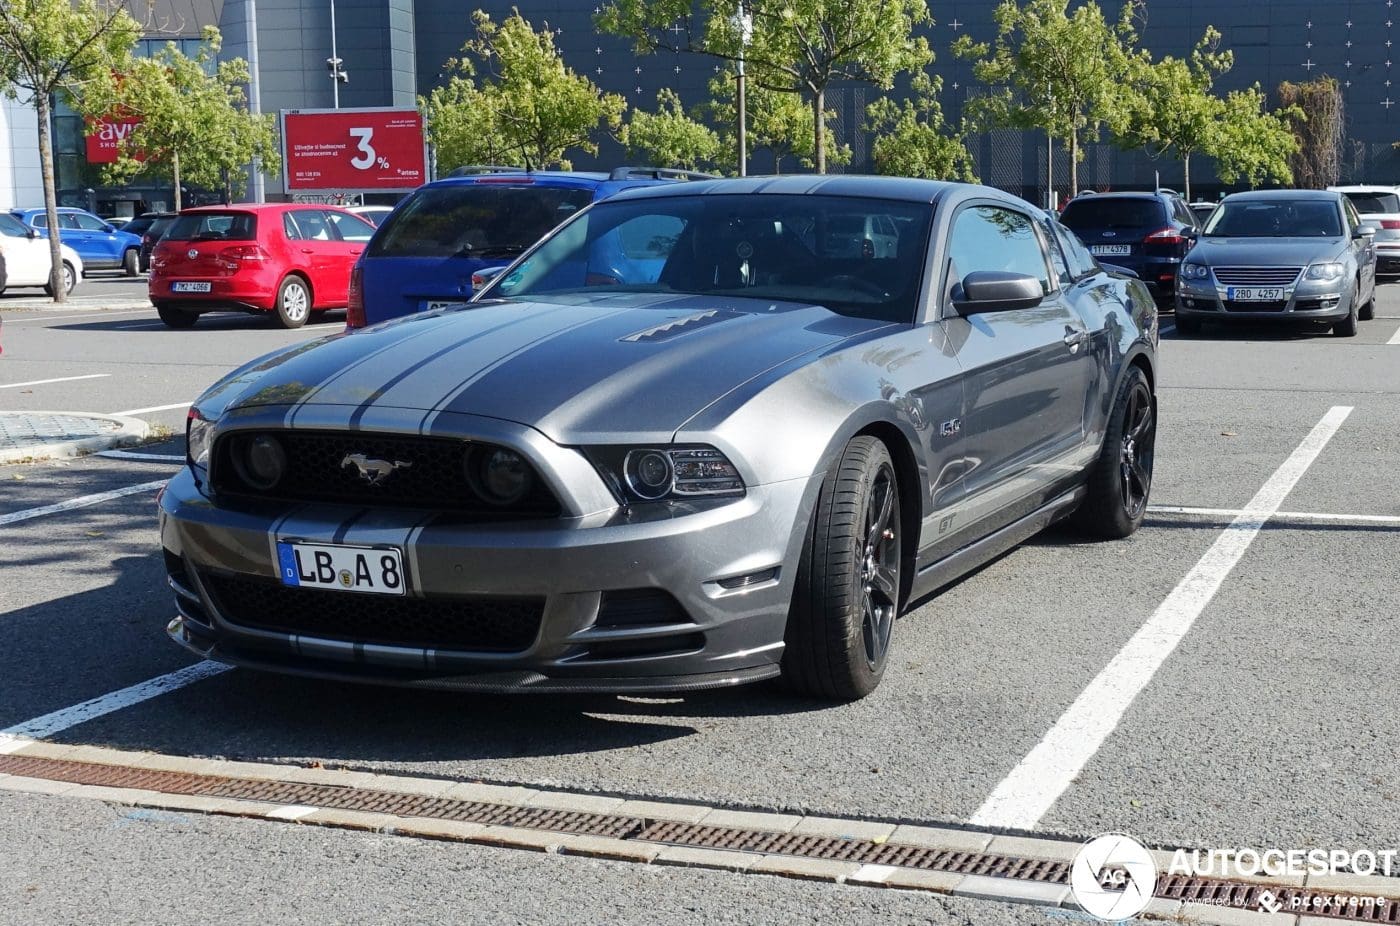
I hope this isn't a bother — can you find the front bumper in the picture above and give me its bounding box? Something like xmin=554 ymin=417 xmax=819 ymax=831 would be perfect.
xmin=159 ymin=462 xmax=818 ymax=693
xmin=1175 ymin=275 xmax=1351 ymax=323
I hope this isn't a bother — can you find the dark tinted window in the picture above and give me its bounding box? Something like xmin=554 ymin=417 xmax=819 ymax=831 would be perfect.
xmin=488 ymin=193 xmax=933 ymax=323
xmin=148 ymin=216 xmax=177 ymax=239
xmin=1059 ymin=197 xmax=1167 ymax=230
xmin=1053 ymin=222 xmax=1100 ymax=279
xmin=369 ymin=184 xmax=595 ymax=259
xmin=1342 ymin=191 xmax=1400 ymax=214
xmin=163 ymin=212 xmax=257 ymax=241
xmin=948 ymin=205 xmax=1050 ymax=293
xmin=124 ymin=216 xmax=156 ymax=237
xmin=73 ymin=213 xmax=108 ymax=231
xmin=1204 ymin=201 xmax=1342 ymax=238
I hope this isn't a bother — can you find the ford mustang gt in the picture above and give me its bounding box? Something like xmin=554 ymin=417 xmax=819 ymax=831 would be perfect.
xmin=160 ymin=177 xmax=1159 ymax=700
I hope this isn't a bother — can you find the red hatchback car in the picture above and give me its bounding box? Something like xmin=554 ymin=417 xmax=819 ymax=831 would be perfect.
xmin=149 ymin=203 xmax=375 ymax=329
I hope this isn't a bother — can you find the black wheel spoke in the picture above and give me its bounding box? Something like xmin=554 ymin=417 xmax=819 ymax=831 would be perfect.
xmin=870 ymin=565 xmax=898 ymax=604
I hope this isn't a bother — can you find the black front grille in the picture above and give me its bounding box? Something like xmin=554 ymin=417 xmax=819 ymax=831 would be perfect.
xmin=212 ymin=431 xmax=559 ymax=517
xmin=1213 ymin=266 xmax=1301 ymax=286
xmin=1223 ymin=300 xmax=1288 ymax=313
xmin=596 ymin=589 xmax=692 ymax=627
xmin=201 ymin=572 xmax=544 ymax=652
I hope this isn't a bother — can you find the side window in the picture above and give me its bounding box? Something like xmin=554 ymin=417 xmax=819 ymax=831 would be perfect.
xmin=1173 ymin=199 xmax=1195 ymax=227
xmin=291 ymin=209 xmax=332 ymax=241
xmin=31 ymin=214 xmax=47 ymax=228
xmin=1343 ymin=200 xmax=1361 ymax=232
xmin=74 ymin=213 xmax=108 ymax=231
xmin=1042 ymin=222 xmax=1072 ymax=287
xmin=946 ymin=205 xmax=1051 ymax=297
xmin=325 ymin=211 xmax=375 ymax=243
xmin=1053 ymin=223 xmax=1100 ymax=280
xmin=283 ymin=213 xmax=303 ymax=240
xmin=59 ymin=214 xmax=83 ymax=230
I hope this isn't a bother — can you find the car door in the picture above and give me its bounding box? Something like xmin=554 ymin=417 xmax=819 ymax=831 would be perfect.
xmin=1342 ymin=198 xmax=1376 ymax=296
xmin=323 ymin=210 xmax=375 ymax=305
xmin=0 ymin=214 xmax=46 ymax=285
xmin=71 ymin=211 xmax=121 ymax=264
xmin=285 ymin=209 xmax=340 ymax=306
xmin=939 ymin=201 xmax=1096 ymax=534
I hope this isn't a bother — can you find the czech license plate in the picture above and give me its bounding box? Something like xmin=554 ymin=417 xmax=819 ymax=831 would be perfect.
xmin=1227 ymin=287 xmax=1285 ymax=302
xmin=171 ymin=281 xmax=212 ymax=293
xmin=422 ymin=300 xmax=470 ymax=312
xmin=1090 ymin=244 xmax=1131 ymax=256
xmin=276 ymin=541 xmax=406 ymax=596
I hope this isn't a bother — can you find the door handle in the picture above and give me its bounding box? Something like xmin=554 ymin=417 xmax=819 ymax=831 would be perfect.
xmin=301 ymin=248 xmax=314 ymax=254
xmin=1064 ymin=326 xmax=1088 ymax=353
xmin=350 ymin=249 xmax=363 ymax=257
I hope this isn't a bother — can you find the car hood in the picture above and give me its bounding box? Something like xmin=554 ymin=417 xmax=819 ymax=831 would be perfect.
xmin=1190 ymin=236 xmax=1348 ymax=265
xmin=197 ymin=292 xmax=891 ymax=444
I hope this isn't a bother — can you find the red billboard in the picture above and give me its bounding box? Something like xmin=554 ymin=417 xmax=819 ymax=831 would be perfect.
xmin=85 ymin=115 xmax=142 ymax=164
xmin=281 ymin=107 xmax=426 ymax=192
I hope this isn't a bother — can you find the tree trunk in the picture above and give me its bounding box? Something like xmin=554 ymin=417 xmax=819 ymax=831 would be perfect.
xmin=36 ymin=95 xmax=66 ymax=304
xmin=1183 ymin=152 xmax=1191 ymax=203
xmin=172 ymin=150 xmax=182 ymax=211
xmin=812 ymin=88 xmax=826 ymax=174
xmin=1069 ymin=132 xmax=1079 ymax=197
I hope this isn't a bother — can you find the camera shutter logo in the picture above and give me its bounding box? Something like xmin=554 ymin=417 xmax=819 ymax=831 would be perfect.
xmin=1070 ymin=833 xmax=1158 ymax=921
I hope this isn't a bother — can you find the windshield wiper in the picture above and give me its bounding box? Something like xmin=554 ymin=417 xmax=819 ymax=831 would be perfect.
xmin=474 ymin=245 xmax=529 ymax=259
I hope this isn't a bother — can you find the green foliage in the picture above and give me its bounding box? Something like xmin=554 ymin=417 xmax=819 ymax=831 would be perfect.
xmin=598 ymin=0 xmax=931 ymax=172
xmin=1277 ymin=77 xmax=1342 ymax=189
xmin=96 ymin=27 xmax=280 ymax=207
xmin=623 ymin=89 xmax=722 ymax=170
xmin=703 ymin=68 xmax=849 ymax=173
xmin=865 ymin=71 xmax=977 ymax=181
xmin=953 ymin=0 xmax=1140 ymax=194
xmin=422 ymin=9 xmax=626 ymax=172
xmin=1214 ymin=86 xmax=1298 ymax=188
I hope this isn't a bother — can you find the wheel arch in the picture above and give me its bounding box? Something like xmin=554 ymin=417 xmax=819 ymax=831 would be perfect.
xmin=280 ymin=271 xmax=314 ymax=307
xmin=852 ymin=420 xmax=922 ymax=611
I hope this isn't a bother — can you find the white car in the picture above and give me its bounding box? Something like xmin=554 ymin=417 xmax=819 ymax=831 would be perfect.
xmin=1329 ymin=185 xmax=1400 ymax=276
xmin=346 ymin=204 xmax=394 ymax=227
xmin=0 ymin=212 xmax=83 ymax=295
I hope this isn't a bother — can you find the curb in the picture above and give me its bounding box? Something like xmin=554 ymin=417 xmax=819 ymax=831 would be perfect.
xmin=0 ymin=299 xmax=152 ymax=313
xmin=0 ymin=411 xmax=151 ymax=465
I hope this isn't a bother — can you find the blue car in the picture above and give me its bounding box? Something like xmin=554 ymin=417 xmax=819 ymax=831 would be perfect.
xmin=10 ymin=207 xmax=144 ymax=276
xmin=348 ymin=167 xmax=712 ymax=328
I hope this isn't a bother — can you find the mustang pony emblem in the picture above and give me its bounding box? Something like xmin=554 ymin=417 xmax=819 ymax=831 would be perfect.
xmin=341 ymin=453 xmax=413 ymax=486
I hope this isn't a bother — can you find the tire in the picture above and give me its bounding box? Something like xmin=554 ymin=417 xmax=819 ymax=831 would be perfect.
xmin=1072 ymin=366 xmax=1156 ymax=540
xmin=275 ymin=276 xmax=311 ymax=329
xmin=156 ymin=303 xmax=198 ymax=328
xmin=122 ymin=248 xmax=140 ymax=277
xmin=782 ymin=436 xmax=902 ymax=701
xmin=43 ymin=262 xmax=75 ymax=297
xmin=1175 ymin=316 xmax=1202 ymax=337
xmin=1358 ymin=279 xmax=1375 ymax=321
xmin=1333 ymin=295 xmax=1359 ymax=337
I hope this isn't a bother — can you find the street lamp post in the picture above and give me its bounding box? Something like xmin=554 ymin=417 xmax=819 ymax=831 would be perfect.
xmin=734 ymin=1 xmax=752 ymax=177
xmin=326 ymin=0 xmax=348 ymax=108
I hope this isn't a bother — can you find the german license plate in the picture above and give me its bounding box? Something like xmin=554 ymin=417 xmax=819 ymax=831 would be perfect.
xmin=1090 ymin=244 xmax=1131 ymax=256
xmin=1227 ymin=287 xmax=1285 ymax=302
xmin=171 ymin=281 xmax=212 ymax=293
xmin=276 ymin=541 xmax=406 ymax=595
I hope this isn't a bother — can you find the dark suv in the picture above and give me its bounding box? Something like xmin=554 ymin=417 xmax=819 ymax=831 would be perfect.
xmin=349 ymin=167 xmax=713 ymax=328
xmin=1059 ymin=192 xmax=1200 ymax=302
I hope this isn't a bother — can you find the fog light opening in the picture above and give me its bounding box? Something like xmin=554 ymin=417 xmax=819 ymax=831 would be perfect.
xmin=716 ymin=566 xmax=780 ymax=590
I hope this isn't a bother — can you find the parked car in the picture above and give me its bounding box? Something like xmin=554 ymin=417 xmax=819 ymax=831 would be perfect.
xmin=1176 ymin=189 xmax=1377 ymax=337
xmin=0 ymin=212 xmax=85 ymax=296
xmin=161 ymin=177 xmax=1159 ymax=700
xmin=122 ymin=211 xmax=179 ymax=273
xmin=1329 ymin=185 xmax=1400 ymax=276
xmin=10 ymin=207 xmax=142 ymax=276
xmin=350 ymin=167 xmax=714 ymax=327
xmin=148 ymin=204 xmax=376 ymax=329
xmin=346 ymin=204 xmax=394 ymax=227
xmin=1188 ymin=201 xmax=1218 ymax=224
xmin=1058 ymin=190 xmax=1200 ymax=303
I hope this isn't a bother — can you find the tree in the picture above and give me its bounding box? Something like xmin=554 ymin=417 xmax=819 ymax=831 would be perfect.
xmin=865 ymin=71 xmax=977 ymax=181
xmin=97 ymin=27 xmax=280 ymax=210
xmin=1116 ymin=27 xmax=1232 ymax=200
xmin=623 ymin=89 xmax=723 ymax=170
xmin=598 ymin=0 xmax=931 ymax=173
xmin=703 ymin=69 xmax=850 ymax=173
xmin=422 ymin=10 xmax=626 ymax=171
xmin=1212 ymin=87 xmax=1298 ymax=189
xmin=1278 ymin=76 xmax=1343 ymax=188
xmin=0 ymin=0 xmax=140 ymax=301
xmin=953 ymin=0 xmax=1140 ymax=196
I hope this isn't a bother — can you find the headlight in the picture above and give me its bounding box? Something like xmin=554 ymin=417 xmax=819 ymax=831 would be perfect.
xmin=230 ymin=433 xmax=287 ymax=491
xmin=466 ymin=446 xmax=533 ymax=505
xmin=1180 ymin=262 xmax=1211 ymax=281
xmin=592 ymin=445 xmax=745 ymax=504
xmin=1305 ymin=262 xmax=1345 ymax=281
xmin=186 ymin=408 xmax=213 ymax=471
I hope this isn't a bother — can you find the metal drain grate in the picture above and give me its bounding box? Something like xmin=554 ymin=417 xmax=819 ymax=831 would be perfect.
xmin=2 ymin=753 xmax=1396 ymax=922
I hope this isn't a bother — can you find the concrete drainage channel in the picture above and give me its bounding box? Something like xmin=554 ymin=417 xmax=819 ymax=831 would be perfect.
xmin=0 ymin=745 xmax=1395 ymax=925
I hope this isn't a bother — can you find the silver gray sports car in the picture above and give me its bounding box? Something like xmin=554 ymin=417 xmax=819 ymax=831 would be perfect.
xmin=1175 ymin=188 xmax=1377 ymax=337
xmin=160 ymin=177 xmax=1159 ymax=700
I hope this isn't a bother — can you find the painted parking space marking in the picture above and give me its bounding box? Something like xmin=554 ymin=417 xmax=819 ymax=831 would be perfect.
xmin=971 ymin=405 xmax=1353 ymax=831
xmin=266 ymin=805 xmax=319 ymax=821
xmin=0 ymin=662 xmax=230 ymax=754
xmin=0 ymin=480 xmax=166 ymax=527
xmin=1388 ymin=324 xmax=1400 ymax=345
xmin=1149 ymin=505 xmax=1400 ymax=526
xmin=95 ymin=450 xmax=184 ymax=462
xmin=111 ymin=402 xmax=190 ymax=416
xmin=0 ymin=373 xmax=111 ymax=390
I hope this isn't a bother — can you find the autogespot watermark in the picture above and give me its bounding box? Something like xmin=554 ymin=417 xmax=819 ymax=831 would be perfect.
xmin=1070 ymin=834 xmax=1158 ymax=921
xmin=1168 ymin=846 xmax=1400 ymax=878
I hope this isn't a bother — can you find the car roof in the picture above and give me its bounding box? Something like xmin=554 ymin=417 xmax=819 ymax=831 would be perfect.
xmin=1063 ymin=191 xmax=1168 ymax=202
xmin=1223 ymin=189 xmax=1341 ymax=202
xmin=178 ymin=203 xmax=356 ymax=214
xmin=1329 ymin=185 xmax=1399 ymax=194
xmin=601 ymin=174 xmax=1023 ymax=207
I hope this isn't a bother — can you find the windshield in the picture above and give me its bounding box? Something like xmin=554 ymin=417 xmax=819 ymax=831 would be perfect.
xmin=1342 ymin=191 xmax=1400 ymax=214
xmin=483 ymin=193 xmax=933 ymax=323
xmin=163 ymin=212 xmax=257 ymax=241
xmin=0 ymin=214 xmax=30 ymax=238
xmin=368 ymin=184 xmax=594 ymax=259
xmin=1059 ymin=198 xmax=1165 ymax=230
xmin=1204 ymin=200 xmax=1343 ymax=238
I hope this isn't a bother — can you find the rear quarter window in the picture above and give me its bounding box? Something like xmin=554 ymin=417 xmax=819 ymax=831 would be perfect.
xmin=164 ymin=213 xmax=257 ymax=241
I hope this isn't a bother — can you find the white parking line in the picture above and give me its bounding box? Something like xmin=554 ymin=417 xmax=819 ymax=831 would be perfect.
xmin=0 ymin=662 xmax=230 ymax=754
xmin=0 ymin=373 xmax=111 ymax=389
xmin=112 ymin=402 xmax=190 ymax=416
xmin=1149 ymin=505 xmax=1400 ymax=525
xmin=0 ymin=480 xmax=165 ymax=527
xmin=1388 ymin=324 xmax=1400 ymax=345
xmin=95 ymin=450 xmax=184 ymax=462
xmin=971 ymin=405 xmax=1353 ymax=831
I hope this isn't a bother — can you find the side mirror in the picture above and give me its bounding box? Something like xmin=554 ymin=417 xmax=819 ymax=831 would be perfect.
xmin=103 ymin=224 xmax=116 ymax=234
xmin=952 ymin=271 xmax=1045 ymax=315
xmin=1355 ymin=226 xmax=1376 ymax=239
xmin=26 ymin=228 xmax=38 ymax=239
xmin=1182 ymin=228 xmax=1198 ymax=240
xmin=470 ymin=265 xmax=506 ymax=289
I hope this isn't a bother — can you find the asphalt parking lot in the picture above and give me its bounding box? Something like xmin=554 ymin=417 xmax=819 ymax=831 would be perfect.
xmin=1 ymin=283 xmax=1398 ymax=924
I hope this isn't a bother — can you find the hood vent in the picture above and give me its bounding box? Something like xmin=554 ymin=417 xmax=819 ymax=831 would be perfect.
xmin=620 ymin=309 xmax=740 ymax=343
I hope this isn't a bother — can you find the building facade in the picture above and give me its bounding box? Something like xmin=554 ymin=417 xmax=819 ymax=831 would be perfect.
xmin=3 ymin=0 xmax=1397 ymax=213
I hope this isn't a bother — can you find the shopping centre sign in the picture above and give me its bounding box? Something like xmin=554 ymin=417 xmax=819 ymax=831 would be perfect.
xmin=280 ymin=107 xmax=427 ymax=193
